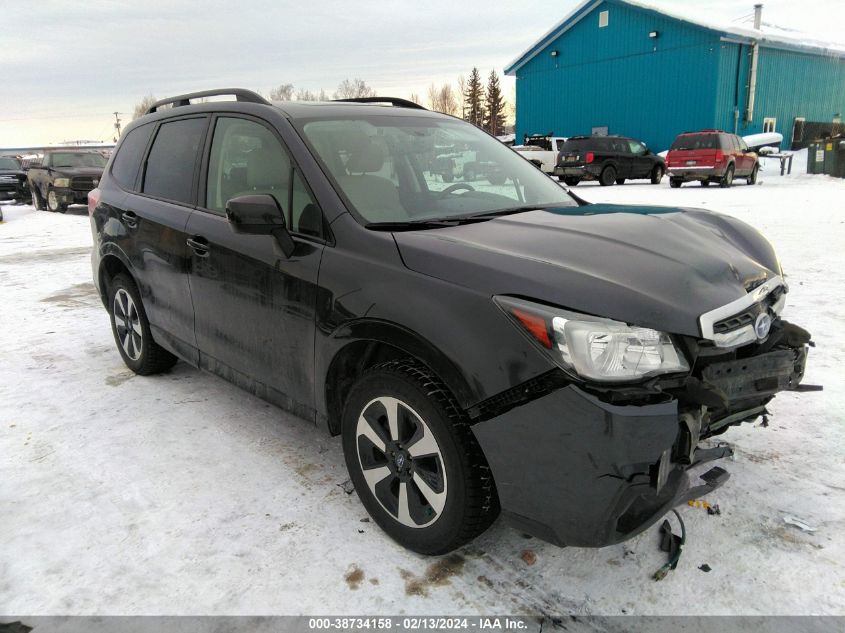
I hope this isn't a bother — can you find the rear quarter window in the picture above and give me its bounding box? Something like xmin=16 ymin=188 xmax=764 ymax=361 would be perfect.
xmin=111 ymin=123 xmax=154 ymax=191
xmin=143 ymin=117 xmax=208 ymax=204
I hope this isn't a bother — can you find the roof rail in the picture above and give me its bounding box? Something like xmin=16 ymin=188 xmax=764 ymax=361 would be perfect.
xmin=146 ymin=88 xmax=270 ymax=114
xmin=331 ymin=97 xmax=427 ymax=110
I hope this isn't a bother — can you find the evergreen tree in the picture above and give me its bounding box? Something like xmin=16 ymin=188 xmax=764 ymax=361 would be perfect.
xmin=463 ymin=67 xmax=485 ymax=127
xmin=484 ymin=70 xmax=507 ymax=135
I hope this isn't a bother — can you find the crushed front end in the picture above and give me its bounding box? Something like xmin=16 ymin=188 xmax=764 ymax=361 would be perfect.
xmin=470 ymin=279 xmax=813 ymax=547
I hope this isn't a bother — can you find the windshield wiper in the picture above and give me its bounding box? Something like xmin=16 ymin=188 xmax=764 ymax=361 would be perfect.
xmin=366 ymin=206 xmax=547 ymax=231
xmin=366 ymin=219 xmax=465 ymax=231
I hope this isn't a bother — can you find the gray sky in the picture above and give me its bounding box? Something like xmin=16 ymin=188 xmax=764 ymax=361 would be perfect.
xmin=2 ymin=0 xmax=843 ymax=146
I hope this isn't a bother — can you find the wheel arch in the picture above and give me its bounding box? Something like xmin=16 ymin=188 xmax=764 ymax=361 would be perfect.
xmin=97 ymin=249 xmax=134 ymax=307
xmin=320 ymin=320 xmax=475 ymax=436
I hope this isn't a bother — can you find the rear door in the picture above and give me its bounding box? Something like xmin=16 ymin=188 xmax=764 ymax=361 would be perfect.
xmin=125 ymin=115 xmax=208 ymax=361
xmin=186 ymin=114 xmax=326 ymax=415
xmin=735 ymin=136 xmax=754 ymax=175
xmin=610 ymin=138 xmax=633 ymax=178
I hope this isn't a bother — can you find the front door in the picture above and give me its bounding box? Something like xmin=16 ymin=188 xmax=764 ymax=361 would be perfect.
xmin=186 ymin=115 xmax=326 ymax=416
xmin=627 ymin=139 xmax=652 ymax=178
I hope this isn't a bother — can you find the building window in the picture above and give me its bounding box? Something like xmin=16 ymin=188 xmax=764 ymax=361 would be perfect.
xmin=763 ymin=117 xmax=777 ymax=133
xmin=598 ymin=10 xmax=609 ymax=27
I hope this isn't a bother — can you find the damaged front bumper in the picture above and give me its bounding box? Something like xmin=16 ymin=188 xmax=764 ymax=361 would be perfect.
xmin=470 ymin=319 xmax=812 ymax=548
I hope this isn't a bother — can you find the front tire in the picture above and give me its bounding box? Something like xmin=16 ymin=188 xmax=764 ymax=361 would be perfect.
xmin=563 ymin=177 xmax=580 ymax=186
xmin=650 ymin=164 xmax=664 ymax=184
xmin=615 ymin=178 xmax=626 ymax=185
xmin=669 ymin=177 xmax=682 ymax=188
xmin=342 ymin=359 xmax=499 ymax=555
xmin=46 ymin=188 xmax=67 ymax=213
xmin=31 ymin=184 xmax=46 ymax=210
xmin=747 ymin=163 xmax=759 ymax=185
xmin=599 ymin=165 xmax=617 ymax=186
xmin=107 ymin=273 xmax=177 ymax=375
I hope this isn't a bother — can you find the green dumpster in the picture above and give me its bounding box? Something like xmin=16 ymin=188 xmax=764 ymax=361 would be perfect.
xmin=807 ymin=142 xmax=825 ymax=174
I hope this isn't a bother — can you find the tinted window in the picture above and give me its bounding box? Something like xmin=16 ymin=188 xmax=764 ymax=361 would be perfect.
xmin=0 ymin=157 xmax=20 ymax=169
xmin=143 ymin=118 xmax=207 ymax=204
xmin=560 ymin=139 xmax=594 ymax=151
xmin=720 ymin=135 xmax=736 ymax=151
xmin=670 ymin=134 xmax=719 ymax=150
xmin=111 ymin=124 xmax=153 ymax=191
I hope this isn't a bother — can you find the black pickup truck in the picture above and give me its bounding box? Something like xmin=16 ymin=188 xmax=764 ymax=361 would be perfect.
xmin=0 ymin=156 xmax=31 ymax=204
xmin=28 ymin=150 xmax=106 ymax=212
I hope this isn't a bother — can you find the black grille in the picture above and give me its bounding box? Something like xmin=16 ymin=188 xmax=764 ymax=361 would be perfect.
xmin=71 ymin=176 xmax=95 ymax=191
xmin=712 ymin=286 xmax=785 ymax=334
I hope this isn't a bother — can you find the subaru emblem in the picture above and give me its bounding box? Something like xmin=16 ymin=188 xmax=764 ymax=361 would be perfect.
xmin=754 ymin=313 xmax=772 ymax=339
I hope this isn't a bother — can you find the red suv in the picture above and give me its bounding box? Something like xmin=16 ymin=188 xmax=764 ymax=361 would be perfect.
xmin=666 ymin=130 xmax=759 ymax=188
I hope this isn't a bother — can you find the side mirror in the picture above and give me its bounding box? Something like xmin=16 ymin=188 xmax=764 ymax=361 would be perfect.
xmin=226 ymin=194 xmax=295 ymax=258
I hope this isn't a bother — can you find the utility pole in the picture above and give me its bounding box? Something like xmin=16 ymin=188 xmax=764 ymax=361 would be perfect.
xmin=113 ymin=112 xmax=122 ymax=142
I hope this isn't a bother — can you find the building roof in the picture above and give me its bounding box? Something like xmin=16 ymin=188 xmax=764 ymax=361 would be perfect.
xmin=505 ymin=0 xmax=845 ymax=75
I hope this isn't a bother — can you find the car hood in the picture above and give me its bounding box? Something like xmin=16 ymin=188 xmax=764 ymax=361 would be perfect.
xmin=0 ymin=169 xmax=25 ymax=177
xmin=49 ymin=166 xmax=104 ymax=177
xmin=393 ymin=204 xmax=782 ymax=337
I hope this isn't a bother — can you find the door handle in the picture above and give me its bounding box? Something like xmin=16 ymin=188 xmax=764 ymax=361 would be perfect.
xmin=122 ymin=210 xmax=138 ymax=228
xmin=186 ymin=236 xmax=210 ymax=257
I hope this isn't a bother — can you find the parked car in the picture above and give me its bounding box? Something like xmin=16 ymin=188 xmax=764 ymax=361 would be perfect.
xmin=513 ymin=134 xmax=568 ymax=175
xmin=0 ymin=155 xmax=31 ymax=204
xmin=666 ymin=130 xmax=759 ymax=188
xmin=90 ymin=89 xmax=812 ymax=555
xmin=554 ymin=135 xmax=665 ymax=186
xmin=28 ymin=150 xmax=106 ymax=212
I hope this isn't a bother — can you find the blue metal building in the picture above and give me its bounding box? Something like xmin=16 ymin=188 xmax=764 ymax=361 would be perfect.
xmin=505 ymin=0 xmax=845 ymax=151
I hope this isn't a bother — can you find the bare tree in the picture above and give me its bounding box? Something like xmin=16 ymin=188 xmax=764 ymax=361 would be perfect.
xmin=334 ymin=78 xmax=376 ymax=100
xmin=457 ymin=74 xmax=467 ymax=119
xmin=409 ymin=92 xmax=421 ymax=105
xmin=295 ymin=88 xmax=329 ymax=101
xmin=132 ymin=94 xmax=158 ymax=120
xmin=427 ymin=83 xmax=458 ymax=116
xmin=269 ymin=83 xmax=295 ymax=101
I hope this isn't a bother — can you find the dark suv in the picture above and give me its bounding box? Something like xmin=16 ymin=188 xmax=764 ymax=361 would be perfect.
xmin=554 ymin=135 xmax=665 ymax=186
xmin=666 ymin=130 xmax=759 ymax=188
xmin=89 ymin=89 xmax=812 ymax=555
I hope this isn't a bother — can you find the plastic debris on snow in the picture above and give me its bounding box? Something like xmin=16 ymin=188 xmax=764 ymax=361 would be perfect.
xmin=783 ymin=515 xmax=818 ymax=532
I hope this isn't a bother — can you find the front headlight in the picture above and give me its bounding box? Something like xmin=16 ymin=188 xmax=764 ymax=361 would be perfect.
xmin=53 ymin=178 xmax=70 ymax=188
xmin=495 ymin=296 xmax=689 ymax=383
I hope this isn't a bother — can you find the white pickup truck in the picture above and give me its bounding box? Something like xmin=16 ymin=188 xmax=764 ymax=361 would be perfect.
xmin=512 ymin=134 xmax=568 ymax=175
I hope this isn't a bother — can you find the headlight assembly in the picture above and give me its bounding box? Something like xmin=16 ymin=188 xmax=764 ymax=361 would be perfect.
xmin=495 ymin=296 xmax=689 ymax=383
xmin=53 ymin=178 xmax=71 ymax=188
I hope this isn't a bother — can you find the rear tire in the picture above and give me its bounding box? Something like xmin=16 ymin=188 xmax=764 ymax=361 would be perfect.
xmin=599 ymin=165 xmax=617 ymax=186
xmin=720 ymin=165 xmax=734 ymax=188
xmin=701 ymin=180 xmax=710 ymax=187
xmin=747 ymin=163 xmax=759 ymax=185
xmin=31 ymin=184 xmax=46 ymax=210
xmin=669 ymin=178 xmax=682 ymax=188
xmin=563 ymin=177 xmax=580 ymax=186
xmin=341 ymin=359 xmax=499 ymax=555
xmin=107 ymin=273 xmax=177 ymax=375
xmin=650 ymin=164 xmax=664 ymax=184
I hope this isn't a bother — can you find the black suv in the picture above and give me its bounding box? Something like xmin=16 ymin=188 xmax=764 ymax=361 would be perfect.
xmin=555 ymin=135 xmax=665 ymax=186
xmin=90 ymin=89 xmax=811 ymax=555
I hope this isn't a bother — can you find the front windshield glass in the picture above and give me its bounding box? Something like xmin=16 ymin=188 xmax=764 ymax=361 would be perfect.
xmin=50 ymin=152 xmax=107 ymax=168
xmin=300 ymin=115 xmax=576 ymax=224
xmin=0 ymin=157 xmax=21 ymax=169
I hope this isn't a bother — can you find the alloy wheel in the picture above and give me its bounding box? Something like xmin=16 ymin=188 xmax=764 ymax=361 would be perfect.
xmin=355 ymin=396 xmax=447 ymax=528
xmin=113 ymin=288 xmax=143 ymax=361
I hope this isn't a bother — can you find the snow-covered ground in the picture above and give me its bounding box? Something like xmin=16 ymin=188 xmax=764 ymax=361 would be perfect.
xmin=1 ymin=160 xmax=844 ymax=617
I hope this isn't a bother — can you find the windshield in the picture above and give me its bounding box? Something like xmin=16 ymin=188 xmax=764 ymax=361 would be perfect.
xmin=50 ymin=152 xmax=107 ymax=168
xmin=0 ymin=157 xmax=21 ymax=170
xmin=670 ymin=134 xmax=719 ymax=151
xmin=300 ymin=115 xmax=576 ymax=224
